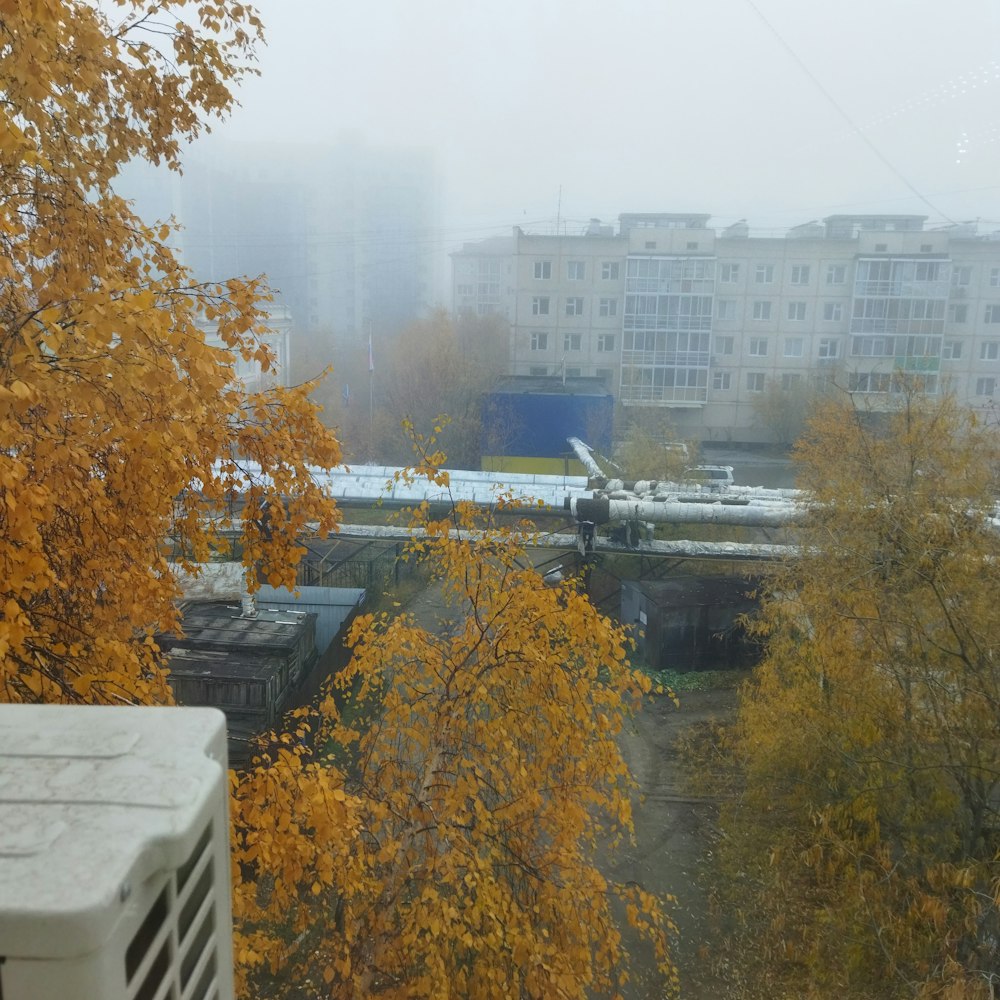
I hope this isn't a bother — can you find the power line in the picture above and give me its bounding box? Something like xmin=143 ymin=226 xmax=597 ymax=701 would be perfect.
xmin=743 ymin=0 xmax=956 ymax=225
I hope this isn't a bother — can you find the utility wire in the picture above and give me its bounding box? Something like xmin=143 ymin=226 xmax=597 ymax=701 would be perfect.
xmin=744 ymin=0 xmax=956 ymax=224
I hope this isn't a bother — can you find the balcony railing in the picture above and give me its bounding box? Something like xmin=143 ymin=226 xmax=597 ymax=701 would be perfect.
xmin=620 ymin=350 xmax=710 ymax=368
xmin=619 ymin=384 xmax=708 ymax=405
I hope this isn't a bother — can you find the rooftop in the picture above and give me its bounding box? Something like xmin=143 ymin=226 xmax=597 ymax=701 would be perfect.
xmin=491 ymin=375 xmax=614 ymax=397
xmin=159 ymin=602 xmax=316 ymax=657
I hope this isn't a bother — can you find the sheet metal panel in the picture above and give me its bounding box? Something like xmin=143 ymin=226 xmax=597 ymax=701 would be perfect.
xmin=255 ymin=585 xmax=365 ymax=654
xmin=482 ymin=390 xmax=614 ymax=457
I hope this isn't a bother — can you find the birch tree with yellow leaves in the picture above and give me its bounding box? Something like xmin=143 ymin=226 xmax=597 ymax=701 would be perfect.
xmin=725 ymin=385 xmax=1000 ymax=999
xmin=0 ymin=0 xmax=340 ymax=704
xmin=231 ymin=464 xmax=676 ymax=998
xmin=3 ymin=6 xmax=674 ymax=995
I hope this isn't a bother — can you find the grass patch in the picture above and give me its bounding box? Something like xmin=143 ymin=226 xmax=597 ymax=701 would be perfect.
xmin=644 ymin=667 xmax=747 ymax=693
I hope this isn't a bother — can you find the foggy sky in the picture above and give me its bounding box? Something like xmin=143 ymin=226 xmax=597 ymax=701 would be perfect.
xmin=207 ymin=0 xmax=1000 ymax=240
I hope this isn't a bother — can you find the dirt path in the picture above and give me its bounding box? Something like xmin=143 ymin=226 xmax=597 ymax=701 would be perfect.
xmin=609 ymin=689 xmax=738 ymax=998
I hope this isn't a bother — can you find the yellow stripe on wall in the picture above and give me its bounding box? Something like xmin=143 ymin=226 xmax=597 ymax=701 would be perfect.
xmin=480 ymin=456 xmax=589 ymax=477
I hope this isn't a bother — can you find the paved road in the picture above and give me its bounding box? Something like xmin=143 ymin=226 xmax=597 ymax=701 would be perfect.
xmin=700 ymin=448 xmax=796 ymax=490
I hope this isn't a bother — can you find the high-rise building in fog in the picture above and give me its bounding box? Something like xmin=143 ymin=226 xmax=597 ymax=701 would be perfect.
xmin=119 ymin=137 xmax=440 ymax=360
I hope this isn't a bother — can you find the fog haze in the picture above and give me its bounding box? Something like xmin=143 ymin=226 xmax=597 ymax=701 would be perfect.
xmin=209 ymin=0 xmax=1000 ymax=236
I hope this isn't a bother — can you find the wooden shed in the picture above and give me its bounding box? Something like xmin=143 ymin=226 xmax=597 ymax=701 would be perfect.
xmin=158 ymin=602 xmax=319 ymax=767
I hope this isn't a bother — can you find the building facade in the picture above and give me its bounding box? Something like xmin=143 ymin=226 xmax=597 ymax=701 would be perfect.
xmin=452 ymin=213 xmax=1000 ymax=443
xmin=119 ymin=137 xmax=440 ymax=358
xmin=200 ymin=306 xmax=293 ymax=393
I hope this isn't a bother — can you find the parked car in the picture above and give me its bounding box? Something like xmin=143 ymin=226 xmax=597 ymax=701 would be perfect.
xmin=683 ymin=465 xmax=735 ymax=491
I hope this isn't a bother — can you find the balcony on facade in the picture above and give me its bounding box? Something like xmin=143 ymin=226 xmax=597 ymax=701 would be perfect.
xmin=620 ymin=256 xmax=714 ymax=406
xmin=849 ymin=257 xmax=950 ymax=389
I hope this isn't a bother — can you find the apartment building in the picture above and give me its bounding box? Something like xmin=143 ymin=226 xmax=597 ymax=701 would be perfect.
xmin=200 ymin=306 xmax=293 ymax=393
xmin=120 ymin=137 xmax=440 ymax=357
xmin=451 ymin=235 xmax=514 ymax=321
xmin=452 ymin=213 xmax=1000 ymax=443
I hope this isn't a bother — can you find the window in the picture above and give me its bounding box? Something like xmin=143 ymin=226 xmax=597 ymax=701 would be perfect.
xmin=565 ymin=297 xmax=584 ymax=317
xmin=715 ymin=298 xmax=735 ymax=320
xmin=601 ymin=261 xmax=620 ymax=280
xmin=597 ymin=333 xmax=616 ymax=352
xmin=977 ymin=377 xmax=997 ymax=396
xmin=686 ymin=241 xmax=699 ymax=250
xmin=900 ymin=335 xmax=940 ymax=359
xmin=565 ymin=366 xmax=582 ymax=378
xmin=818 ymin=338 xmax=840 ymax=359
xmin=986 ymin=305 xmax=1000 ymax=323
xmin=914 ymin=261 xmax=944 ymax=282
xmin=644 ymin=241 xmax=656 ymax=249
xmin=781 ymin=373 xmax=802 ymax=390
xmin=530 ymin=332 xmax=548 ymax=350
xmin=826 ymin=264 xmax=847 ymax=284
xmin=746 ymin=372 xmax=765 ymax=392
xmin=720 ymin=263 xmax=740 ymax=282
xmin=531 ymin=296 xmax=550 ymax=316
xmin=456 ymin=283 xmax=473 ymax=296
xmin=567 ymin=260 xmax=586 ymax=280
xmin=784 ymin=337 xmax=804 ymax=358
xmin=529 ymin=365 xmax=548 ymax=376
xmin=991 ymin=268 xmax=1000 ymax=287
xmin=749 ymin=337 xmax=769 ymax=357
xmin=849 ymin=372 xmax=892 ymax=393
xmin=755 ymin=264 xmax=775 ymax=284
xmin=790 ymin=265 xmax=810 ymax=285
xmin=563 ymin=333 xmax=582 ymax=351
xmin=981 ymin=341 xmax=1000 ymax=361
xmin=952 ymin=265 xmax=972 ymax=286
xmin=875 ymin=242 xmax=888 ymax=252
xmin=599 ymin=297 xmax=618 ymax=317
xmin=752 ymin=300 xmax=772 ymax=320
xmin=949 ymin=304 xmax=968 ymax=323
xmin=712 ymin=370 xmax=732 ymax=390
xmin=787 ymin=301 xmax=806 ymax=321
xmin=714 ymin=335 xmax=735 ymax=356
xmin=853 ymin=336 xmax=895 ymax=357
xmin=596 ymin=367 xmax=613 ymax=384
xmin=943 ymin=340 xmax=963 ymax=360
xmin=533 ymin=261 xmax=551 ymax=280
xmin=823 ymin=302 xmax=843 ymax=322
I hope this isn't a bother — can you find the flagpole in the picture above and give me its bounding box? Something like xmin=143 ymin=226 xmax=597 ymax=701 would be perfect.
xmin=368 ymin=321 xmax=374 ymax=463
